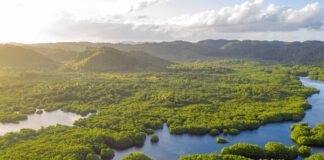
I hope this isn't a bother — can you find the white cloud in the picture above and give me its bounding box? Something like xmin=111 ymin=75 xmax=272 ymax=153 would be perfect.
xmin=125 ymin=0 xmax=169 ymax=12
xmin=166 ymin=0 xmax=323 ymax=32
xmin=42 ymin=0 xmax=324 ymax=42
xmin=45 ymin=14 xmax=173 ymax=42
xmin=0 ymin=0 xmax=323 ymax=42
xmin=282 ymin=2 xmax=321 ymax=24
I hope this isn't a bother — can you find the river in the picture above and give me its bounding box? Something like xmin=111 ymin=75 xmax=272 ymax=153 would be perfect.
xmin=0 ymin=109 xmax=84 ymax=135
xmin=113 ymin=77 xmax=324 ymax=160
xmin=0 ymin=77 xmax=323 ymax=159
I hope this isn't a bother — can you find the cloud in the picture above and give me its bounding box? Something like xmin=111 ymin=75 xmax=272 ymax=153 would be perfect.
xmin=15 ymin=0 xmax=324 ymax=42
xmin=45 ymin=14 xmax=173 ymax=42
xmin=282 ymin=2 xmax=321 ymax=24
xmin=118 ymin=0 xmax=169 ymax=12
xmin=166 ymin=0 xmax=323 ymax=32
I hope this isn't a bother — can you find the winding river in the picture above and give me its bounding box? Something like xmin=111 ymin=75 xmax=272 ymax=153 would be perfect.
xmin=113 ymin=77 xmax=324 ymax=160
xmin=0 ymin=77 xmax=323 ymax=159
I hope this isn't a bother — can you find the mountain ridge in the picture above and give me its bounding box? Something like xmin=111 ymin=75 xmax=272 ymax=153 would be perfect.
xmin=21 ymin=39 xmax=324 ymax=64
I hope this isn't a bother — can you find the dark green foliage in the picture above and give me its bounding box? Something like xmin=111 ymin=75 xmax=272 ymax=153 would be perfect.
xmin=178 ymin=153 xmax=251 ymax=160
xmin=169 ymin=126 xmax=187 ymax=134
xmin=223 ymin=129 xmax=229 ymax=135
xmin=150 ymin=134 xmax=159 ymax=143
xmin=306 ymin=154 xmax=324 ymax=160
xmin=121 ymin=152 xmax=152 ymax=160
xmin=291 ymin=123 xmax=324 ymax=146
xmin=216 ymin=137 xmax=228 ymax=144
xmin=186 ymin=126 xmax=209 ymax=135
xmin=145 ymin=129 xmax=154 ymax=135
xmin=0 ymin=125 xmax=144 ymax=159
xmin=288 ymin=146 xmax=299 ymax=160
xmin=221 ymin=142 xmax=298 ymax=160
xmin=228 ymin=129 xmax=240 ymax=135
xmin=100 ymin=147 xmax=115 ymax=159
xmin=209 ymin=129 xmax=220 ymax=136
xmin=294 ymin=64 xmax=324 ymax=81
xmin=264 ymin=142 xmax=292 ymax=159
xmin=86 ymin=153 xmax=100 ymax=160
xmin=0 ymin=60 xmax=319 ymax=159
xmin=221 ymin=143 xmax=266 ymax=159
xmin=298 ymin=146 xmax=311 ymax=158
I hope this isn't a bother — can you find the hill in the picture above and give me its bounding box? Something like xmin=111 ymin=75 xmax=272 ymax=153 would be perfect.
xmin=72 ymin=47 xmax=171 ymax=72
xmin=0 ymin=45 xmax=58 ymax=70
xmin=111 ymin=40 xmax=324 ymax=63
xmin=27 ymin=40 xmax=324 ymax=64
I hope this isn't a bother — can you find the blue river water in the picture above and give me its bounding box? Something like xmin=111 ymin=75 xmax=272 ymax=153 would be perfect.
xmin=114 ymin=77 xmax=324 ymax=160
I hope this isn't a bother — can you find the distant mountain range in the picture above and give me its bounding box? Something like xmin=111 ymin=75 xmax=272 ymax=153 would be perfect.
xmin=21 ymin=40 xmax=324 ymax=64
xmin=3 ymin=40 xmax=324 ymax=72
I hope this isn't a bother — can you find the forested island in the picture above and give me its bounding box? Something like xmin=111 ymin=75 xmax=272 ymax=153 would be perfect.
xmin=0 ymin=42 xmax=324 ymax=160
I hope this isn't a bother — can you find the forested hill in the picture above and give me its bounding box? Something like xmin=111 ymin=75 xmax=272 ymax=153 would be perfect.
xmin=25 ymin=40 xmax=324 ymax=64
xmin=71 ymin=47 xmax=171 ymax=72
xmin=0 ymin=45 xmax=58 ymax=70
xmin=111 ymin=40 xmax=324 ymax=63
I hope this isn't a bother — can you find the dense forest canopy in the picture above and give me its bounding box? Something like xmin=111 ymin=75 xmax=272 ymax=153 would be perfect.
xmin=1 ymin=41 xmax=324 ymax=159
xmin=0 ymin=60 xmax=322 ymax=159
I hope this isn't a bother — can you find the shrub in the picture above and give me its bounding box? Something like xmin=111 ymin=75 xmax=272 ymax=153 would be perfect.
xmin=169 ymin=126 xmax=187 ymax=134
xmin=187 ymin=126 xmax=209 ymax=135
xmin=113 ymin=136 xmax=134 ymax=149
xmin=209 ymin=129 xmax=220 ymax=136
xmin=265 ymin=142 xmax=290 ymax=159
xmin=178 ymin=153 xmax=251 ymax=160
xmin=92 ymin=143 xmax=107 ymax=153
xmin=145 ymin=129 xmax=154 ymax=135
xmin=221 ymin=143 xmax=265 ymax=159
xmin=86 ymin=153 xmax=100 ymax=160
xmin=121 ymin=152 xmax=152 ymax=160
xmin=290 ymin=123 xmax=324 ymax=146
xmin=288 ymin=146 xmax=298 ymax=160
xmin=223 ymin=129 xmax=229 ymax=135
xmin=100 ymin=148 xmax=115 ymax=159
xmin=228 ymin=129 xmax=240 ymax=135
xmin=216 ymin=137 xmax=228 ymax=144
xmin=133 ymin=132 xmax=146 ymax=146
xmin=306 ymin=154 xmax=324 ymax=160
xmin=298 ymin=146 xmax=311 ymax=158
xmin=150 ymin=134 xmax=159 ymax=143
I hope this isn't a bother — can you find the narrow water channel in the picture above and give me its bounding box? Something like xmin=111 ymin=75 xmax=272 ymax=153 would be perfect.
xmin=114 ymin=77 xmax=324 ymax=160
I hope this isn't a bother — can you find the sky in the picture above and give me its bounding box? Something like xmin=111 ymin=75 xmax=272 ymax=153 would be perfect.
xmin=0 ymin=0 xmax=323 ymax=43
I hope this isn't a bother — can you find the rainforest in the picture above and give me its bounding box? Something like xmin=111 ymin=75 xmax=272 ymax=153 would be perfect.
xmin=1 ymin=43 xmax=324 ymax=160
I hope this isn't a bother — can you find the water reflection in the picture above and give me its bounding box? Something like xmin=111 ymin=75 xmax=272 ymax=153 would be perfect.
xmin=0 ymin=110 xmax=84 ymax=135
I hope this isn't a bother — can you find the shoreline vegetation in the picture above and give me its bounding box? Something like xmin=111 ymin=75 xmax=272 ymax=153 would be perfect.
xmin=291 ymin=123 xmax=324 ymax=146
xmin=0 ymin=59 xmax=324 ymax=159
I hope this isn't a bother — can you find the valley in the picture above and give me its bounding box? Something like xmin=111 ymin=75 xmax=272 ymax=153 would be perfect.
xmin=0 ymin=42 xmax=324 ymax=159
